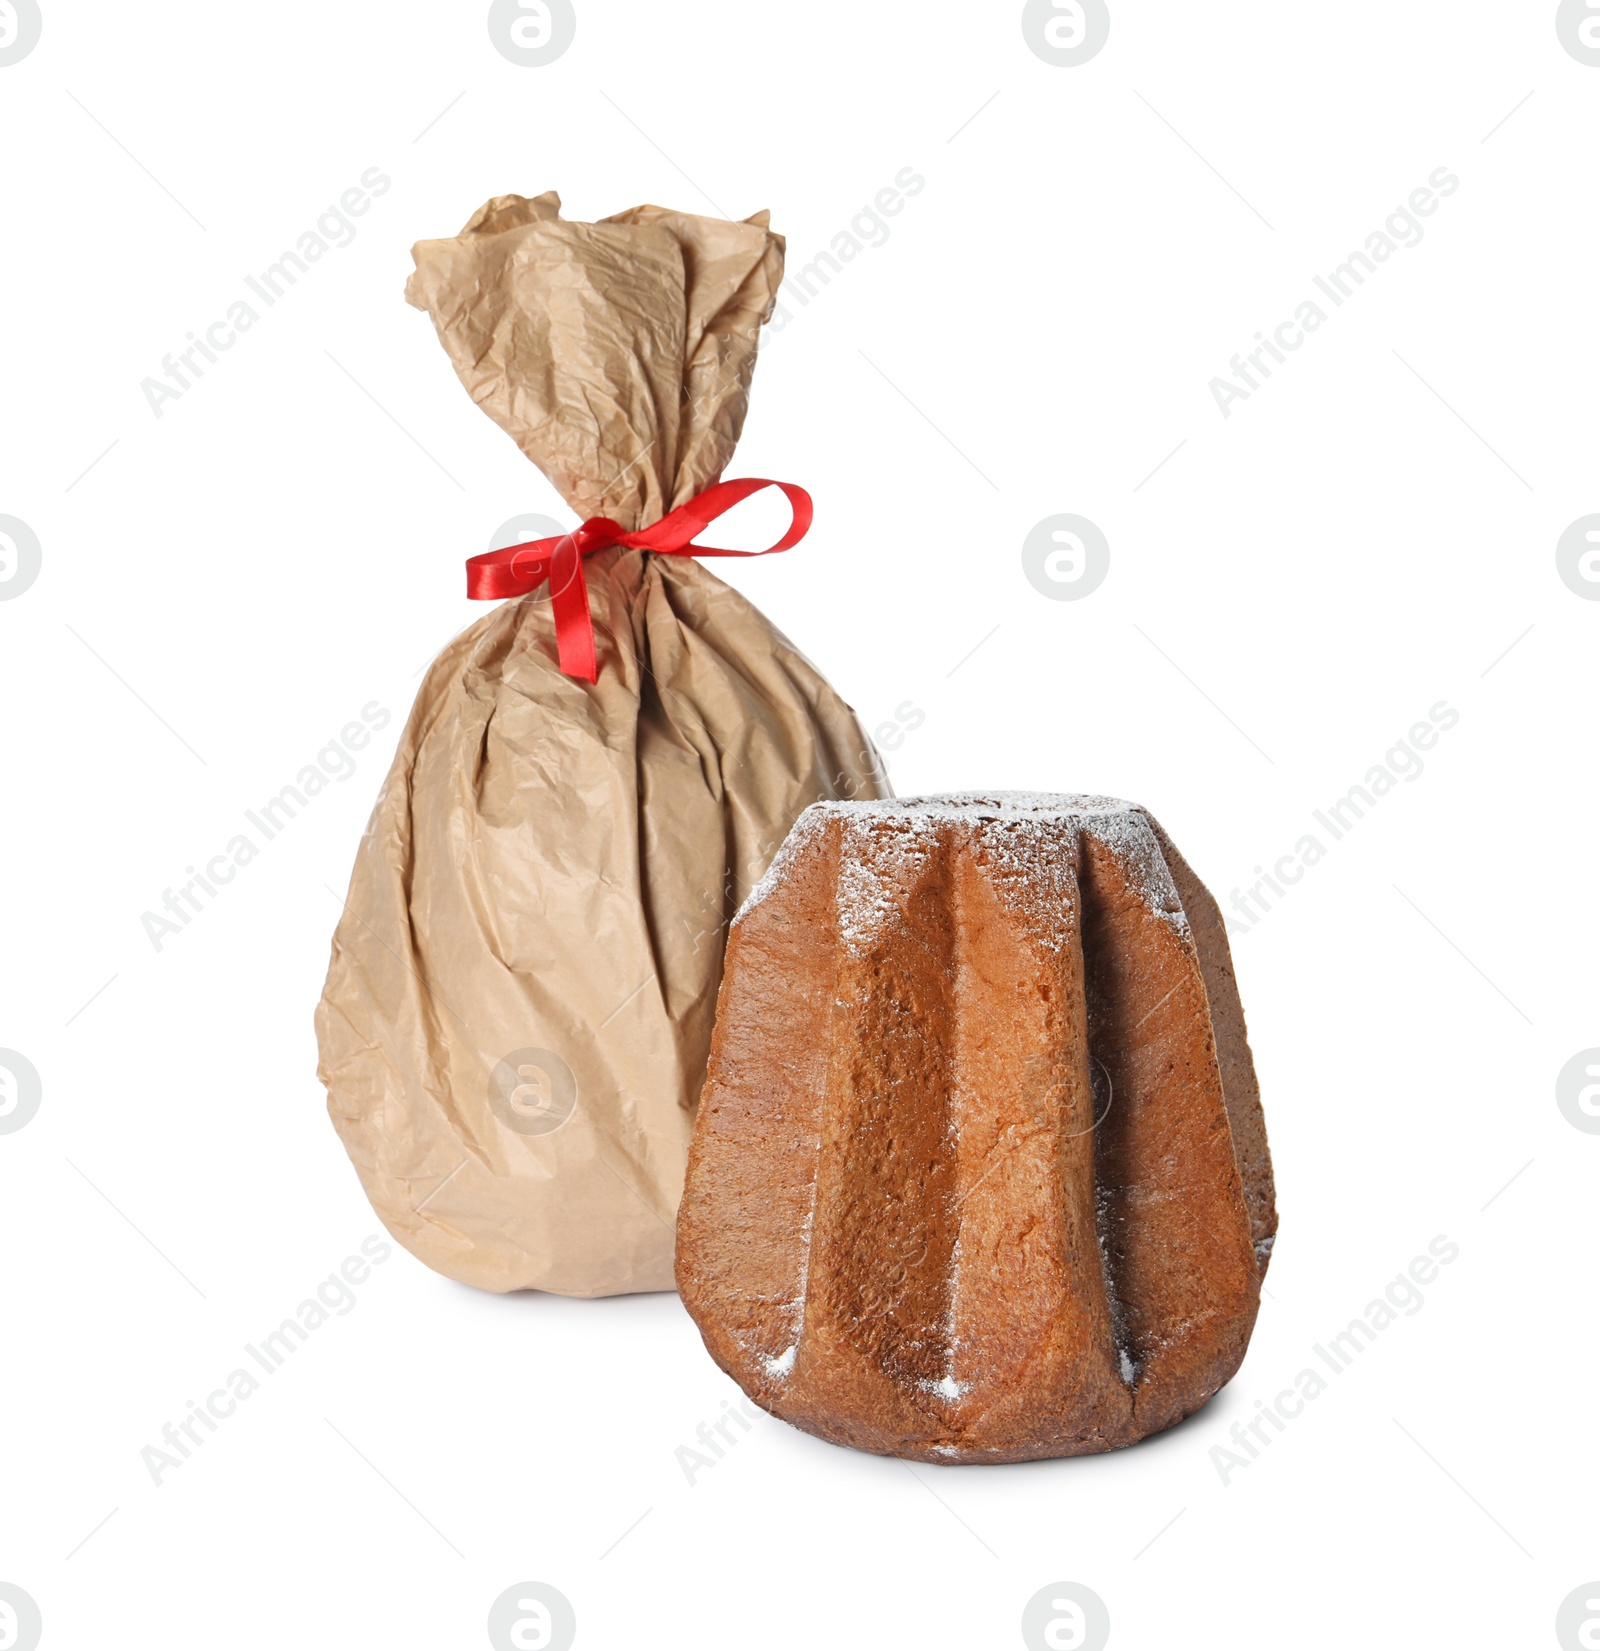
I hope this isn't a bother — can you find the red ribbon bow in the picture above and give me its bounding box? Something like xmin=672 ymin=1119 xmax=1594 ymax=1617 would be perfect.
xmin=465 ymin=477 xmax=813 ymax=683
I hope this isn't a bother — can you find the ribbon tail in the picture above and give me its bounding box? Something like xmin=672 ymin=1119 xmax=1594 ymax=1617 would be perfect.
xmin=549 ymin=535 xmax=598 ymax=684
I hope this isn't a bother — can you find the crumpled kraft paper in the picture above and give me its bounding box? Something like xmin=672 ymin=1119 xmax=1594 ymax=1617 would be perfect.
xmin=315 ymin=193 xmax=889 ymax=1296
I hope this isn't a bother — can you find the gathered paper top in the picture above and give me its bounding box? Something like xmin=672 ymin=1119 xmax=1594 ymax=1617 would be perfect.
xmin=406 ymin=192 xmax=785 ymax=531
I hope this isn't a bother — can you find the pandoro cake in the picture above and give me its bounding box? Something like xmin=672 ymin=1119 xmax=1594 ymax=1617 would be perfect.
xmin=675 ymin=793 xmax=1276 ymax=1464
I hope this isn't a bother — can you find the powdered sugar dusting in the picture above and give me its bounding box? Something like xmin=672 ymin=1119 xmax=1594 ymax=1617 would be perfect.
xmin=1078 ymin=807 xmax=1189 ymax=934
xmin=762 ymin=1204 xmax=817 ymax=1387
xmin=739 ymin=793 xmax=1191 ymax=940
xmin=735 ymin=806 xmax=831 ymax=926
xmin=833 ymin=815 xmax=942 ymax=952
xmin=923 ymin=1373 xmax=968 ymax=1401
xmin=815 ymin=790 xmax=1129 ymax=822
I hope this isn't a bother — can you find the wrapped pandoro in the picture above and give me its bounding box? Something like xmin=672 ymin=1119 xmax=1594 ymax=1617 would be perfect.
xmin=316 ymin=193 xmax=887 ymax=1297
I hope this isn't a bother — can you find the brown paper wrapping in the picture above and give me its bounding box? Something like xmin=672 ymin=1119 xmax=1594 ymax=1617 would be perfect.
xmin=315 ymin=194 xmax=888 ymax=1296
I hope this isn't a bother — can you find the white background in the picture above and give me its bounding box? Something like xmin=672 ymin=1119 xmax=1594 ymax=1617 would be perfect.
xmin=1 ymin=2 xmax=1596 ymax=1647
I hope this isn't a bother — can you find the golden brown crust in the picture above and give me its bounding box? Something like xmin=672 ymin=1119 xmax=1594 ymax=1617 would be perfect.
xmin=676 ymin=795 xmax=1273 ymax=1462
xmin=1143 ymin=815 xmax=1278 ymax=1276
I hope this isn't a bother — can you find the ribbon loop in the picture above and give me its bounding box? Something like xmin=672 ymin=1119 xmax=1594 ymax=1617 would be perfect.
xmin=465 ymin=480 xmax=812 ymax=684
